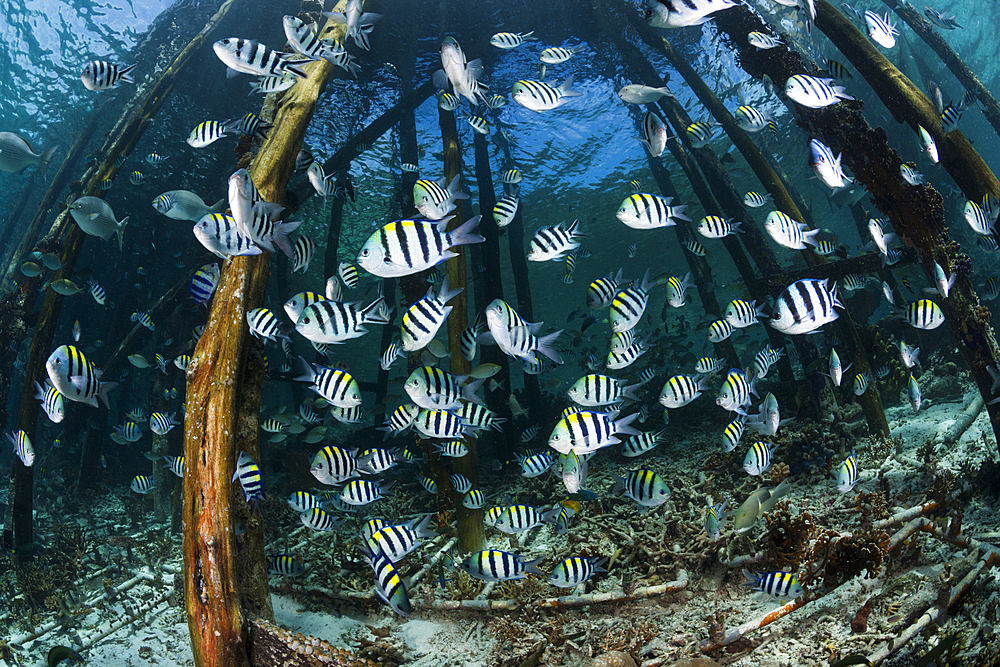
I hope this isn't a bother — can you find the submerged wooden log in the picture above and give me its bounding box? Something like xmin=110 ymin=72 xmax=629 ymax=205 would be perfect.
xmin=437 ymin=107 xmax=484 ymax=555
xmin=880 ymin=0 xmax=1000 ymax=141
xmin=182 ymin=9 xmax=346 ymax=667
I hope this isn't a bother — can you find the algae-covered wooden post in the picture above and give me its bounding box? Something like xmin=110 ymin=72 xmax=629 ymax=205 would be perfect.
xmin=710 ymin=1 xmax=1000 ymax=447
xmin=5 ymin=0 xmax=241 ymax=554
xmin=880 ymin=0 xmax=1000 ymax=141
xmin=436 ymin=106 xmax=484 ymax=554
xmin=182 ymin=10 xmax=346 ymax=666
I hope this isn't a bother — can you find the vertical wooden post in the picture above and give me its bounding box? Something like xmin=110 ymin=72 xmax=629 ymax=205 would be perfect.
xmin=436 ymin=106 xmax=484 ymax=554
xmin=183 ymin=10 xmax=346 ymax=665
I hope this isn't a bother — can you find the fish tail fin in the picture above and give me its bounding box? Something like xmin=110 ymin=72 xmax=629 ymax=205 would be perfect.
xmin=622 ymin=383 xmax=643 ymax=402
xmin=210 ymin=198 xmax=228 ymax=213
xmin=38 ymin=146 xmax=58 ymax=179
xmin=536 ymin=329 xmax=563 ymax=364
xmin=670 ymin=205 xmax=692 ymax=222
xmin=437 ymin=275 xmax=463 ymax=304
xmin=447 ymin=215 xmax=485 ymax=248
xmin=559 ymin=74 xmax=583 ymax=98
xmin=272 ymin=220 xmax=302 ymax=258
xmin=97 ymin=381 xmax=119 ymax=410
xmin=117 ymin=216 xmax=130 ymax=251
xmin=522 ymin=557 xmax=546 ymax=576
xmin=614 ymin=411 xmax=641 ymax=437
xmin=462 ymin=378 xmax=486 ymax=406
xmin=119 ymin=63 xmax=138 ymax=83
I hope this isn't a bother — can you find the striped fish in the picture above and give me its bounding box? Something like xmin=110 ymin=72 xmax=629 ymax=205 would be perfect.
xmin=412 ymin=408 xmax=470 ymax=439
xmin=357 ymin=216 xmax=484 ymax=278
xmin=836 ymin=451 xmax=859 ymax=492
xmin=8 ymin=430 xmax=34 ymax=467
xmin=666 ymin=273 xmax=693 ymax=308
xmin=459 ymin=550 xmax=544 ymax=582
xmin=286 ymin=491 xmax=321 ymax=512
xmin=456 ymin=402 xmax=506 ymax=432
xmin=769 ymin=278 xmax=843 ymax=334
xmin=686 ymin=121 xmax=717 ymax=148
xmin=587 ymin=269 xmax=625 ymax=309
xmin=743 ymin=441 xmax=776 ymax=476
xmin=380 ymin=340 xmax=403 ymax=371
xmin=548 ymin=556 xmax=607 ymax=587
xmin=567 ymin=374 xmax=641 ymax=407
xmin=697 ymin=215 xmax=743 ymax=238
xmin=232 ymin=451 xmax=264 ymax=504
xmin=357 ymin=448 xmax=398 ymax=474
xmin=130 ymin=475 xmax=156 ymax=494
xmin=460 ymin=314 xmax=484 ymax=361
xmin=899 ymin=299 xmax=945 ymax=330
xmin=87 ymin=279 xmax=106 ymax=305
xmin=131 ymin=311 xmax=155 ymax=331
xmin=114 ymin=421 xmax=142 ymax=443
xmin=613 ymin=468 xmax=670 ymax=509
xmin=493 ymin=195 xmax=519 ymax=227
xmin=621 ymin=429 xmax=666 ymax=457
xmin=463 ymin=489 xmax=487 ymax=509
xmin=190 ymin=263 xmax=221 ymax=307
xmin=449 ymin=474 xmax=472 ymax=493
xmin=825 ymin=58 xmax=852 ymax=79
xmin=695 ymin=357 xmax=726 ymax=374
xmin=744 ymin=191 xmax=773 ymax=207
xmin=149 ymin=412 xmax=179 ymax=435
xmin=359 ymin=543 xmax=411 ymax=616
xmin=310 ymin=445 xmax=359 ymax=485
xmin=433 ymin=440 xmax=468 ymax=457
xmin=401 ymin=277 xmax=463 ymax=351
xmin=294 ymin=357 xmax=362 ymax=408
xmin=368 ymin=516 xmax=436 ymax=562
xmin=748 ymin=31 xmax=782 ymax=49
xmin=330 ymin=405 xmax=365 ymax=425
xmin=606 ymin=338 xmax=650 ymax=370
xmin=519 ymin=452 xmax=555 ymax=477
xmin=467 ymin=116 xmax=489 ymax=134
xmin=742 ymin=570 xmax=803 ymax=598
xmin=283 ymin=15 xmax=349 ymax=65
xmin=212 ymin=38 xmax=308 ymax=79
xmin=707 ymin=319 xmax=734 ymax=342
xmin=225 ymin=112 xmax=272 ymax=140
xmin=765 ymin=211 xmax=821 ymax=250
xmin=754 ymin=346 xmax=785 ymax=378
xmin=413 ymin=175 xmax=468 ymax=220
xmin=34 ymin=381 xmax=65 ymax=423
xmin=192 ymin=212 xmax=262 ymax=259
xmin=864 ymin=10 xmax=898 ymax=48
xmin=247 ymin=307 xmax=288 ymax=342
xmin=484 ymin=298 xmax=563 ymax=364
xmin=301 ymin=507 xmax=343 ymax=531
xmin=547 ymin=410 xmax=640 ymax=455
xmin=291 ymin=234 xmax=317 ymax=273
xmin=163 ymin=455 xmax=185 ymax=478
xmin=659 ymin=374 xmax=711 ymax=409
xmin=338 ymin=261 xmax=360 ymax=288
xmin=417 ymin=475 xmax=437 ymax=494
xmin=734 ymin=105 xmax=768 ymax=132
xmin=186 ymin=120 xmax=230 ymax=148
xmin=340 ymin=479 xmax=392 ymax=506
xmin=722 ymin=415 xmax=746 ymax=452
xmin=294 ymin=297 xmax=387 ymax=344
xmin=81 ymin=60 xmax=137 ymax=90
xmin=682 ymin=238 xmax=707 ymax=256
xmin=378 ymin=403 xmax=420 ymax=438
xmin=784 ymin=75 xmax=854 ymax=108
xmin=725 ymin=299 xmax=766 ymax=329
xmin=249 ymin=73 xmax=298 ymax=94
xmin=44 ymin=345 xmax=117 ymax=408
xmin=511 ymin=77 xmax=582 ymax=111
xmin=540 ymin=44 xmax=584 ymax=64
xmin=717 ymin=369 xmax=757 ymax=413
xmin=495 ymin=505 xmax=558 ymax=533
xmin=404 ymin=365 xmax=482 ymax=410
xmin=964 ymin=200 xmax=994 ymax=235
xmin=610 ymin=269 xmax=655 ymax=333
xmin=616 ymin=193 xmax=690 ymax=229
xmin=645 ymin=0 xmax=737 ymax=28
xmin=527 ymin=219 xmax=583 ymax=262
xmin=490 ymin=31 xmax=538 ymax=48
xmin=267 ymin=554 xmax=305 ymax=577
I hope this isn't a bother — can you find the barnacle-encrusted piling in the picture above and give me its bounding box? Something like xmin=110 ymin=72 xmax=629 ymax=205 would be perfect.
xmin=182 ymin=8 xmax=346 ymax=666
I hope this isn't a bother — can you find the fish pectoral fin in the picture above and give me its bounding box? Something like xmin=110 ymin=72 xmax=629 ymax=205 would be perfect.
xmin=68 ymin=374 xmax=90 ymax=391
xmin=87 ymin=213 xmax=100 ymax=220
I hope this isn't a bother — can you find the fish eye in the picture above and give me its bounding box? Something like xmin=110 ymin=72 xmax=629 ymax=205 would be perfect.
xmin=359 ymin=249 xmax=369 ymax=257
xmin=302 ymin=317 xmax=310 ymax=324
